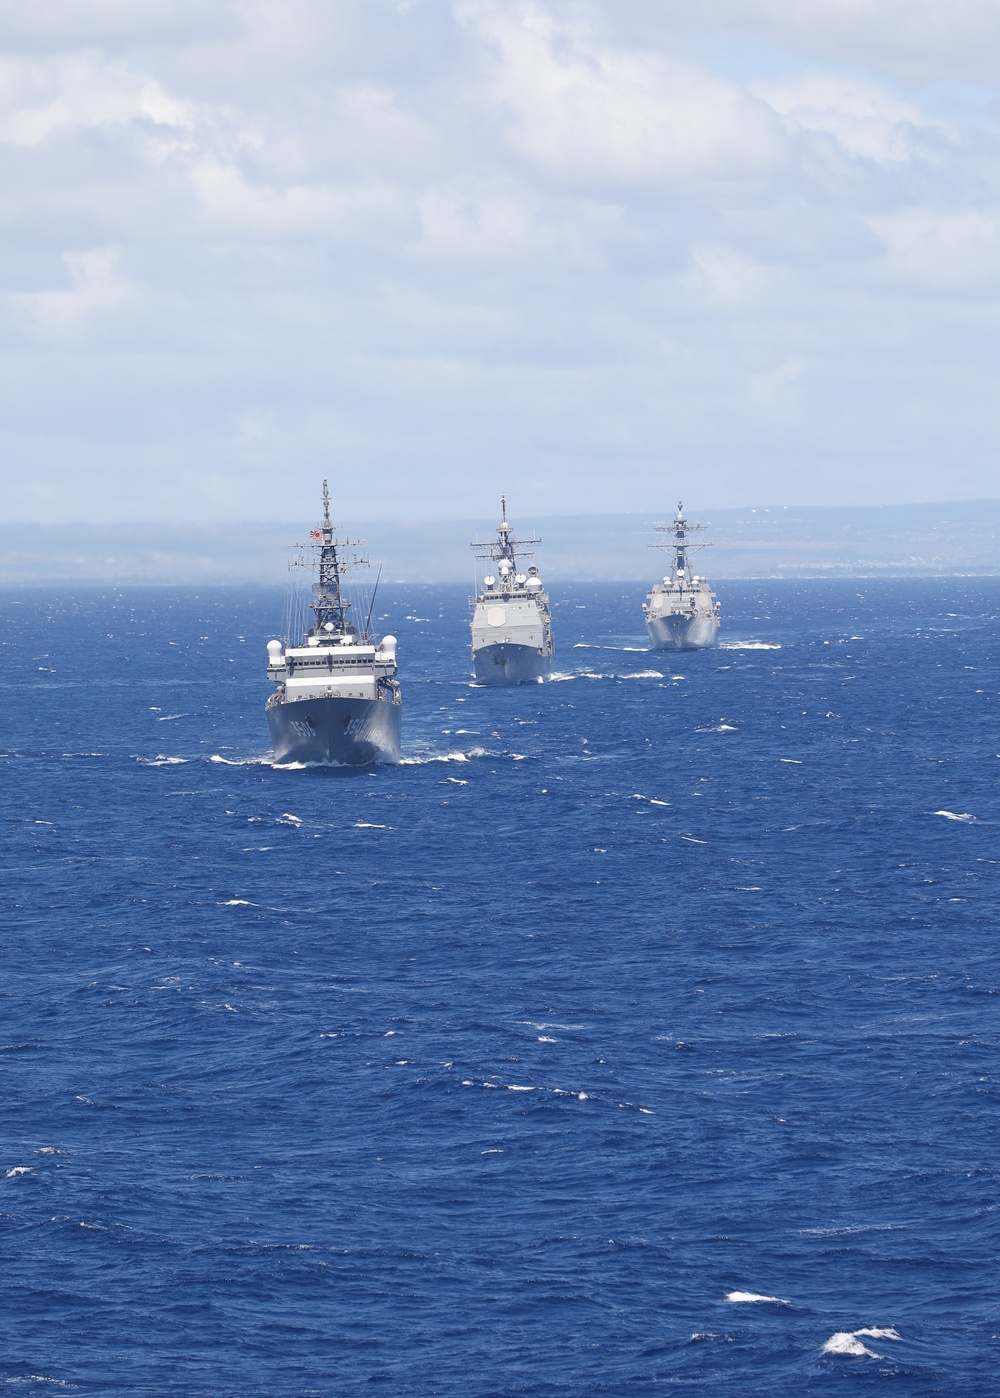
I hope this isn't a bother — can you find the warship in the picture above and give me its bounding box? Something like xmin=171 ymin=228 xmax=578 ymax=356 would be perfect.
xmin=265 ymin=482 xmax=401 ymax=764
xmin=643 ymin=502 xmax=721 ymax=651
xmin=470 ymin=498 xmax=554 ymax=684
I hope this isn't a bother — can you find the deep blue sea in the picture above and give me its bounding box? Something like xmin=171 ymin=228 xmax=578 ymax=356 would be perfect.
xmin=2 ymin=578 xmax=999 ymax=1395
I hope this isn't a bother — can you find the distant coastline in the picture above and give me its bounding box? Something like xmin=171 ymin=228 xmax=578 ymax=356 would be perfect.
xmin=2 ymin=500 xmax=999 ymax=585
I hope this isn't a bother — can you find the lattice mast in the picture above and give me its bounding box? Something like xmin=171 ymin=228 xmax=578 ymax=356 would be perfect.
xmin=290 ymin=479 xmax=367 ymax=638
xmin=651 ymin=501 xmax=712 ymax=580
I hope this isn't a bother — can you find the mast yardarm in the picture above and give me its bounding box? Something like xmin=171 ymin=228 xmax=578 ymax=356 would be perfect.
xmin=472 ymin=495 xmax=540 ymax=571
xmin=651 ymin=501 xmax=713 ymax=581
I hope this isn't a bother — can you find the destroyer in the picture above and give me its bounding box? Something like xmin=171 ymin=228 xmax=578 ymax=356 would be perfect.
xmin=470 ymin=498 xmax=554 ymax=684
xmin=643 ymin=502 xmax=721 ymax=651
xmin=265 ymin=482 xmax=401 ymax=764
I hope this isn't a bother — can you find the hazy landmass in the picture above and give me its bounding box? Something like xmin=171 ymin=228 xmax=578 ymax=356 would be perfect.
xmin=2 ymin=502 xmax=999 ymax=585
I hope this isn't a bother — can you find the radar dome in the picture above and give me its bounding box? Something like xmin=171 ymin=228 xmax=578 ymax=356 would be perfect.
xmin=379 ymin=635 xmax=397 ymax=655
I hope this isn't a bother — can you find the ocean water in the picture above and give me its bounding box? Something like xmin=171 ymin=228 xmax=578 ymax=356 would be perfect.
xmin=1 ymin=578 xmax=998 ymax=1396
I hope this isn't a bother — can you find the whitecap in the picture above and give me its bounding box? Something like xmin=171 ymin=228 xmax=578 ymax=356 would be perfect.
xmin=720 ymin=641 xmax=781 ymax=650
xmin=5 ymin=1166 xmax=34 ymax=1178
xmin=620 ymin=670 xmax=664 ymax=680
xmin=222 ymin=899 xmax=256 ymax=907
xmin=822 ymin=1327 xmax=901 ymax=1358
xmin=934 ymin=810 xmax=975 ymax=821
xmin=725 ymin=1291 xmax=789 ymax=1304
xmin=276 ymin=813 xmax=302 ymax=826
xmin=354 ymin=822 xmax=387 ymax=829
xmin=398 ymin=747 xmax=490 ymax=766
xmin=138 ymin=755 xmax=189 ymax=766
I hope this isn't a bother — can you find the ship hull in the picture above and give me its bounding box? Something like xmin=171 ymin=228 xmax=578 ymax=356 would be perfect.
xmin=267 ymin=695 xmax=402 ymax=765
xmin=646 ymin=613 xmax=720 ymax=651
xmin=473 ymin=643 xmax=552 ymax=686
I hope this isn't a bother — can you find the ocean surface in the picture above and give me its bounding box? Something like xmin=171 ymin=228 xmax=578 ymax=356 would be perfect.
xmin=1 ymin=578 xmax=998 ymax=1396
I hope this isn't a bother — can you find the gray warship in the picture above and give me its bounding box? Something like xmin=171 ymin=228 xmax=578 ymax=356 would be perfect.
xmin=643 ymin=502 xmax=721 ymax=651
xmin=265 ymin=482 xmax=401 ymax=765
xmin=470 ymin=498 xmax=554 ymax=684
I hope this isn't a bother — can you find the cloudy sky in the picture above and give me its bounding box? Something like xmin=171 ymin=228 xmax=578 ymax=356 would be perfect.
xmin=2 ymin=0 xmax=1000 ymax=523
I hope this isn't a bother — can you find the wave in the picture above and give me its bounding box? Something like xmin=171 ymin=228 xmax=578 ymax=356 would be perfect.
xmin=720 ymin=641 xmax=782 ymax=650
xmin=822 ymin=1327 xmax=901 ymax=1358
xmin=460 ymin=1078 xmax=652 ymax=1113
xmin=399 ymin=746 xmax=492 ymax=766
xmin=573 ymin=643 xmax=649 ymax=652
xmin=579 ymin=670 xmax=663 ymax=681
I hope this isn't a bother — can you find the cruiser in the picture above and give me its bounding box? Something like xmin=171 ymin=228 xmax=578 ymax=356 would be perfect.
xmin=265 ymin=482 xmax=401 ymax=764
xmin=470 ymin=498 xmax=554 ymax=684
xmin=643 ymin=502 xmax=721 ymax=651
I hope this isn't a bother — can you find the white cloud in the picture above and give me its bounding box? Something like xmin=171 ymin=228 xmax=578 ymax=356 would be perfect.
xmin=0 ymin=52 xmax=192 ymax=145
xmin=752 ymin=73 xmax=932 ymax=163
xmin=11 ymin=246 xmax=136 ymax=343
xmin=867 ymin=207 xmax=1000 ymax=291
xmin=462 ymin=1 xmax=786 ymax=186
xmin=0 ymin=0 xmax=999 ymax=521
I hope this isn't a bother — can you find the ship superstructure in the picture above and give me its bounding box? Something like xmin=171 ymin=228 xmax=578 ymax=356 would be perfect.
xmin=470 ymin=498 xmax=554 ymax=685
xmin=265 ymin=481 xmax=401 ymax=764
xmin=643 ymin=502 xmax=721 ymax=651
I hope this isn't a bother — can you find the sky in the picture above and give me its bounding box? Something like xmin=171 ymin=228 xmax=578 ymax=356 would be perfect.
xmin=2 ymin=0 xmax=1000 ymax=524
